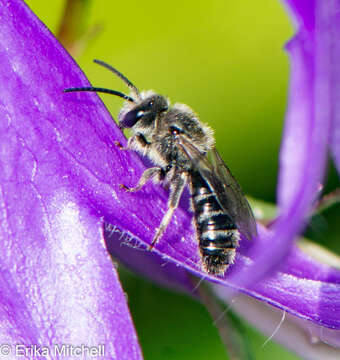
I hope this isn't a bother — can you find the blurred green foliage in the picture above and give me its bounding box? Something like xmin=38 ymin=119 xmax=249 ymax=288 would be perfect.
xmin=26 ymin=0 xmax=305 ymax=359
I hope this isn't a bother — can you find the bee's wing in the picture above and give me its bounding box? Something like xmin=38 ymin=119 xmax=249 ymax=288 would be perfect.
xmin=177 ymin=136 xmax=257 ymax=240
xmin=207 ymin=147 xmax=257 ymax=240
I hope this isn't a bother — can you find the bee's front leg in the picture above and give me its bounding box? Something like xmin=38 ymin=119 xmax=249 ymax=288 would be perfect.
xmin=119 ymin=133 xmax=156 ymax=190
xmin=115 ymin=133 xmax=150 ymax=152
xmin=120 ymin=167 xmax=163 ymax=192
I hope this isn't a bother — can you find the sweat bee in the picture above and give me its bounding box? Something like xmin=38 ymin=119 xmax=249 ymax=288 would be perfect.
xmin=64 ymin=59 xmax=257 ymax=276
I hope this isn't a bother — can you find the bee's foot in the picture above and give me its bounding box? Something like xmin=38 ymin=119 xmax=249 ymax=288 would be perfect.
xmin=114 ymin=141 xmax=128 ymax=150
xmin=120 ymin=183 xmax=142 ymax=192
xmin=119 ymin=184 xmax=131 ymax=192
xmin=148 ymin=242 xmax=156 ymax=251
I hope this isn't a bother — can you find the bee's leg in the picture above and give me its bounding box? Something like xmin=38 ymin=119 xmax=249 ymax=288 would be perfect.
xmin=149 ymin=172 xmax=187 ymax=250
xmin=127 ymin=133 xmax=151 ymax=156
xmin=120 ymin=167 xmax=162 ymax=192
xmin=114 ymin=140 xmax=128 ymax=150
xmin=119 ymin=133 xmax=154 ymax=188
xmin=115 ymin=133 xmax=150 ymax=152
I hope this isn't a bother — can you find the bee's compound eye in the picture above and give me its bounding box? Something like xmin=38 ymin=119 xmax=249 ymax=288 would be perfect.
xmin=119 ymin=109 xmax=144 ymax=128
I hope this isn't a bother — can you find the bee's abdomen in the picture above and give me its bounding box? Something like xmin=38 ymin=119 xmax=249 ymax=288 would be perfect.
xmin=191 ymin=171 xmax=240 ymax=275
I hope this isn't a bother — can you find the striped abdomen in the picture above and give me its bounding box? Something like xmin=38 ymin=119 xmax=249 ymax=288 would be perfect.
xmin=190 ymin=170 xmax=240 ymax=275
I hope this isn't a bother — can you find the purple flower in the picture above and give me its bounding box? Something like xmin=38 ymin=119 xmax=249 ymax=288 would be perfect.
xmin=0 ymin=0 xmax=142 ymax=358
xmin=1 ymin=0 xmax=340 ymax=358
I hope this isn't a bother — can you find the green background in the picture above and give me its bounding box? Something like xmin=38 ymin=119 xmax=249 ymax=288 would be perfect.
xmin=25 ymin=0 xmax=322 ymax=359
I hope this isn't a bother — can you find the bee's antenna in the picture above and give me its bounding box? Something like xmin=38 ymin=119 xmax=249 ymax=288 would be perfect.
xmin=63 ymin=87 xmax=135 ymax=102
xmin=93 ymin=59 xmax=141 ymax=99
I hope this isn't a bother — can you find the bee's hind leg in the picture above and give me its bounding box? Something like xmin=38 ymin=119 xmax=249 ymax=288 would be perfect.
xmin=120 ymin=167 xmax=163 ymax=192
xmin=149 ymin=172 xmax=187 ymax=250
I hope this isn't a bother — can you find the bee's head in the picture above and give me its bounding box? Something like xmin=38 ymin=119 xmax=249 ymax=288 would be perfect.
xmin=119 ymin=93 xmax=168 ymax=130
xmin=64 ymin=59 xmax=168 ymax=131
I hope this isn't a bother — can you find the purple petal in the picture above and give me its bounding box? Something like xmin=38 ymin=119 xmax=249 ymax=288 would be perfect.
xmin=107 ymin=223 xmax=340 ymax=332
xmin=279 ymin=1 xmax=331 ymax=211
xmin=282 ymin=1 xmax=315 ymax=31
xmin=214 ymin=291 xmax=340 ymax=356
xmin=0 ymin=0 xmax=142 ymax=357
xmin=239 ymin=1 xmax=340 ymax=335
xmin=225 ymin=0 xmax=340 ymax=298
xmin=242 ymin=227 xmax=340 ymax=330
xmin=323 ymin=3 xmax=340 ymax=174
xmin=104 ymin=223 xmax=193 ymax=293
xmin=261 ymin=0 xmax=332 ymax=266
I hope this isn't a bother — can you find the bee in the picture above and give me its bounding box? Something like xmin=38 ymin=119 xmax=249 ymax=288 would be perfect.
xmin=64 ymin=59 xmax=257 ymax=276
